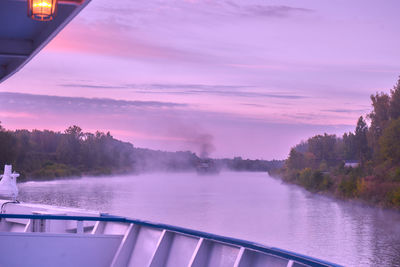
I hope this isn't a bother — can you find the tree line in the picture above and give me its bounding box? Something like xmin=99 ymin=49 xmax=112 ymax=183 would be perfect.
xmin=0 ymin=125 xmax=136 ymax=180
xmin=281 ymin=77 xmax=400 ymax=208
xmin=0 ymin=125 xmax=281 ymax=181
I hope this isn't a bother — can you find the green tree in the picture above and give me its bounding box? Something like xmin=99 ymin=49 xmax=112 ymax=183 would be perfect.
xmin=342 ymin=132 xmax=357 ymax=159
xmin=354 ymin=116 xmax=370 ymax=162
xmin=65 ymin=125 xmax=83 ymax=140
xmin=57 ymin=126 xmax=83 ymax=165
xmin=0 ymin=127 xmax=17 ymax=166
xmin=286 ymin=148 xmax=307 ymax=170
xmin=379 ymin=117 xmax=400 ymax=164
xmin=389 ymin=77 xmax=400 ymax=120
xmin=308 ymin=133 xmax=337 ymax=161
xmin=368 ymin=92 xmax=390 ymax=156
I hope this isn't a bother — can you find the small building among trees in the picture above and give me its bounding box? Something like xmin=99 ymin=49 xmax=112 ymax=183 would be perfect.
xmin=344 ymin=160 xmax=360 ymax=168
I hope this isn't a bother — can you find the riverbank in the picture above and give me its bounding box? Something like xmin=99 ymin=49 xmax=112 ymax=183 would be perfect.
xmin=18 ymin=164 xmax=275 ymax=183
xmin=271 ymin=166 xmax=400 ymax=210
xmin=17 ymin=161 xmax=137 ymax=183
xmin=17 ymin=163 xmax=134 ymax=183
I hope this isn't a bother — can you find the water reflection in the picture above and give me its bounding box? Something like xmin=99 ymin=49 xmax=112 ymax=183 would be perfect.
xmin=20 ymin=180 xmax=114 ymax=211
xmin=18 ymin=172 xmax=400 ymax=266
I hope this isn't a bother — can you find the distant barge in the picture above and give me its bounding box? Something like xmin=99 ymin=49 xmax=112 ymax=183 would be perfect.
xmin=196 ymin=158 xmax=220 ymax=175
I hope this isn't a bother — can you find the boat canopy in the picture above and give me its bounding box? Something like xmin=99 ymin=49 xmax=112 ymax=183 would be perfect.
xmin=0 ymin=0 xmax=90 ymax=83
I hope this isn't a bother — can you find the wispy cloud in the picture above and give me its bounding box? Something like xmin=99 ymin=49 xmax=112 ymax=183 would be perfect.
xmin=136 ymin=89 xmax=307 ymax=100
xmin=238 ymin=4 xmax=313 ymax=18
xmin=226 ymin=63 xmax=288 ymax=70
xmin=57 ymin=82 xmax=308 ymax=100
xmin=322 ymin=108 xmax=370 ymax=114
xmin=0 ymin=92 xmax=185 ymax=114
xmin=171 ymin=1 xmax=314 ymax=20
xmin=60 ymin=84 xmax=126 ymax=89
xmin=241 ymin=103 xmax=266 ymax=108
xmin=130 ymin=83 xmax=250 ymax=90
xmin=126 ymin=83 xmax=308 ymax=99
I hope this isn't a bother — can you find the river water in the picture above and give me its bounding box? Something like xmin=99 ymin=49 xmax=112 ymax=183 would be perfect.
xmin=18 ymin=172 xmax=400 ymax=266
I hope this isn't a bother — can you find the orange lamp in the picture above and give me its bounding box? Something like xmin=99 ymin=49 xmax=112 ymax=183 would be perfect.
xmin=28 ymin=0 xmax=58 ymax=21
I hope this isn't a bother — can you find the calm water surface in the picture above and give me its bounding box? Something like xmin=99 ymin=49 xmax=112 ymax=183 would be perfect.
xmin=18 ymin=172 xmax=400 ymax=266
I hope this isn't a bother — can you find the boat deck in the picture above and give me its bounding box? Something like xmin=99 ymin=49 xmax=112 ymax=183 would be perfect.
xmin=0 ymin=200 xmax=341 ymax=267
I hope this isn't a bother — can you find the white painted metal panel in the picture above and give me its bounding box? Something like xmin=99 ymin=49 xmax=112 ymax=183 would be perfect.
xmin=162 ymin=232 xmax=199 ymax=267
xmin=92 ymin=220 xmax=106 ymax=234
xmin=292 ymin=262 xmax=310 ymax=267
xmin=32 ymin=210 xmax=68 ymax=233
xmin=103 ymin=221 xmax=130 ymax=235
xmin=233 ymin=247 xmax=246 ymax=267
xmin=0 ymin=232 xmax=123 ymax=267
xmin=207 ymin=241 xmax=240 ymax=267
xmin=127 ymin=226 xmax=163 ymax=267
xmin=147 ymin=230 xmax=199 ymax=267
xmin=236 ymin=248 xmax=289 ymax=267
xmin=191 ymin=239 xmax=240 ymax=267
xmin=149 ymin=230 xmax=174 ymax=267
xmin=111 ymin=224 xmax=139 ymax=267
xmin=9 ymin=222 xmax=25 ymax=232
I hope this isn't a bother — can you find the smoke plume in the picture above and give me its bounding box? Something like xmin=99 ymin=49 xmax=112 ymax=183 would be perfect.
xmin=191 ymin=133 xmax=215 ymax=159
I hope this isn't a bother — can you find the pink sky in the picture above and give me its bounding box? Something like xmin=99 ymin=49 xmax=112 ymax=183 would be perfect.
xmin=1 ymin=0 xmax=400 ymax=159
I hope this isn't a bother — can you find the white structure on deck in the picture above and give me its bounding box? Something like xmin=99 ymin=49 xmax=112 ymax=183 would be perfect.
xmin=0 ymin=165 xmax=19 ymax=200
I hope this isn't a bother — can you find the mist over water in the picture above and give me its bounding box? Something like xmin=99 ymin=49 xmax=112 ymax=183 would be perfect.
xmin=18 ymin=172 xmax=400 ymax=266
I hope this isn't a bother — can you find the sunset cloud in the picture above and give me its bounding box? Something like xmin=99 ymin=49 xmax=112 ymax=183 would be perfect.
xmin=0 ymin=112 xmax=37 ymax=119
xmin=47 ymin=19 xmax=194 ymax=61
